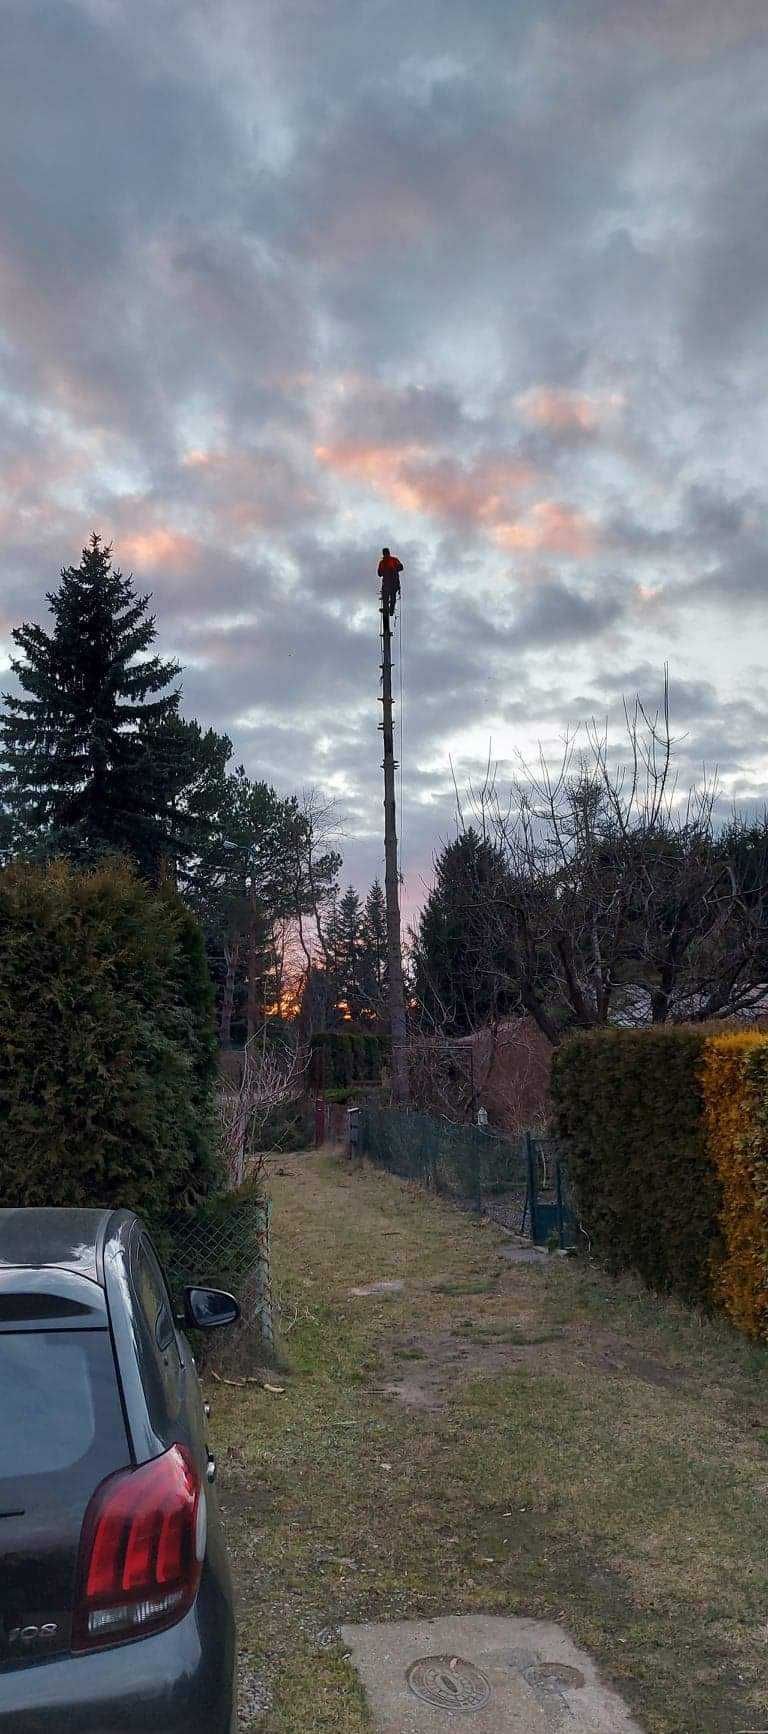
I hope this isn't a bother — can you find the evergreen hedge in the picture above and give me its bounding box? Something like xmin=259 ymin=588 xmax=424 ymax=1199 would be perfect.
xmin=701 ymin=1034 xmax=768 ymax=1338
xmin=552 ymin=1025 xmax=768 ymax=1336
xmin=552 ymin=1028 xmax=721 ymax=1306
xmin=0 ymin=859 xmax=220 ymax=1224
xmin=310 ymin=1031 xmax=390 ymax=1090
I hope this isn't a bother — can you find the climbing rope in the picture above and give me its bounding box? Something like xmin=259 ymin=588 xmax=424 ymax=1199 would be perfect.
xmin=398 ymin=589 xmax=405 ymax=881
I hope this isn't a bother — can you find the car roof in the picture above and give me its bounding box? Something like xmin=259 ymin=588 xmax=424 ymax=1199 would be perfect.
xmin=0 ymin=1208 xmax=122 ymax=1286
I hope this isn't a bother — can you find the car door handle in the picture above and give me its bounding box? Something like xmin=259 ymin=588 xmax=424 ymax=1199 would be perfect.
xmin=206 ymin=1453 xmax=217 ymax=1484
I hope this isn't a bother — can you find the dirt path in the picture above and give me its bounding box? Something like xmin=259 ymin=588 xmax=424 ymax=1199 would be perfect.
xmin=210 ymin=1151 xmax=768 ymax=1734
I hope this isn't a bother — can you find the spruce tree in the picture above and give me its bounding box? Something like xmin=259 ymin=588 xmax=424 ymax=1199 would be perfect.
xmin=0 ymin=535 xmax=183 ymax=875
xmin=336 ymin=885 xmax=364 ymax=1021
xmin=360 ymin=878 xmax=388 ymax=1026
xmin=413 ymin=828 xmax=517 ymax=1035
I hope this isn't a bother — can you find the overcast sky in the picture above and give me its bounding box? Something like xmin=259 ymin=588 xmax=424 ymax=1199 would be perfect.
xmin=1 ymin=0 xmax=767 ymax=910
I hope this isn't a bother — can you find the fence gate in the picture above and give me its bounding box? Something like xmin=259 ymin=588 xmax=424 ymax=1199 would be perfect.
xmin=353 ymin=1106 xmax=577 ymax=1250
xmin=523 ymin=1132 xmax=577 ymax=1250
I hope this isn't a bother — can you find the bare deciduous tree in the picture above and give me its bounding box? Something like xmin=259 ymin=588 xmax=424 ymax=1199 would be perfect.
xmin=407 ymin=1035 xmax=480 ymax=1122
xmin=217 ymin=1029 xmax=307 ymax=1188
xmin=462 ymin=680 xmax=768 ymax=1041
xmin=285 ymin=787 xmax=343 ymax=1030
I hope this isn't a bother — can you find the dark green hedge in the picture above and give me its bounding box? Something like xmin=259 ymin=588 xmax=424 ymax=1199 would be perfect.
xmin=0 ymin=859 xmax=221 ymax=1224
xmin=551 ymin=1027 xmax=724 ymax=1306
xmin=324 ymin=1083 xmax=384 ymax=1106
xmin=310 ymin=1031 xmax=390 ymax=1090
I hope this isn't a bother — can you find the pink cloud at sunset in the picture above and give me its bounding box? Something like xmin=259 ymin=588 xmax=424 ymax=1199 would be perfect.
xmin=579 ymin=0 xmax=766 ymax=61
xmin=315 ymin=442 xmax=426 ymax=513
xmin=0 ymin=0 xmax=765 ymax=915
xmin=181 ymin=444 xmax=323 ymax=531
xmin=634 ymin=581 xmax=665 ymax=612
xmin=493 ymin=500 xmax=598 ymax=558
xmin=315 ymin=441 xmax=536 ymax=533
xmin=516 ymin=386 xmax=625 ymax=435
xmin=119 ymin=528 xmax=198 ymax=572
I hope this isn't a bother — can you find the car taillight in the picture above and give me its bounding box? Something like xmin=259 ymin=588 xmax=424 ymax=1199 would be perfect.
xmin=73 ymin=1445 xmax=206 ymax=1652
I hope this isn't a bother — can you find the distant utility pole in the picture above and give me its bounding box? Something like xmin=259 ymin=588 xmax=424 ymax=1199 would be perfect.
xmin=380 ymin=592 xmax=410 ymax=1108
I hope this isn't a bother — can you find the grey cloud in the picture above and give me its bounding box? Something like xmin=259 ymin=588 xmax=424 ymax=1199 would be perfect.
xmin=0 ymin=0 xmax=767 ymax=899
xmin=512 ymin=581 xmax=625 ymax=649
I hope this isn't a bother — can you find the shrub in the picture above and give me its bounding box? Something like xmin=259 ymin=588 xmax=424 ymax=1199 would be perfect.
xmin=701 ymin=1034 xmax=768 ymax=1338
xmin=553 ymin=1025 xmax=768 ymax=1336
xmin=363 ymin=1034 xmax=380 ymax=1081
xmin=167 ymin=893 xmax=220 ymax=1202
xmin=0 ymin=858 xmax=220 ymax=1224
xmin=341 ymin=1032 xmax=355 ymax=1085
xmin=324 ymin=1083 xmax=384 ymax=1107
xmin=257 ymin=1098 xmax=308 ymax=1152
xmin=552 ymin=1027 xmax=723 ymax=1307
xmin=163 ymin=1182 xmax=274 ymax=1370
xmin=310 ymin=1031 xmax=389 ymax=1090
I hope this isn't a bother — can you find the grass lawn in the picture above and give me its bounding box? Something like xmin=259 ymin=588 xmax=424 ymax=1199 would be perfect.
xmin=210 ymin=1150 xmax=768 ymax=1733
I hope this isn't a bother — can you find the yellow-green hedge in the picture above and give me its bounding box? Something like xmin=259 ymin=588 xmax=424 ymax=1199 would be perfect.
xmin=552 ymin=1026 xmax=768 ymax=1339
xmin=701 ymin=1033 xmax=768 ymax=1339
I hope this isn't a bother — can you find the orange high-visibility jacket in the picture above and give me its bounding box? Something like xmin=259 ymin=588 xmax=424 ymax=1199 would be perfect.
xmin=377 ymin=554 xmax=403 ymax=580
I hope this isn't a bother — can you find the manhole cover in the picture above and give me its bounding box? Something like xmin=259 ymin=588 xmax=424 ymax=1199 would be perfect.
xmin=406 ymin=1655 xmax=491 ymax=1711
xmin=527 ymin=1661 xmax=586 ymax=1690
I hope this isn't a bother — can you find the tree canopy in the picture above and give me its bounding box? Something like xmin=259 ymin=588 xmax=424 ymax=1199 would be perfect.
xmin=413 ymin=829 xmax=519 ymax=1036
xmin=450 ymin=697 xmax=768 ymax=1042
xmin=0 ymin=535 xmax=217 ymax=877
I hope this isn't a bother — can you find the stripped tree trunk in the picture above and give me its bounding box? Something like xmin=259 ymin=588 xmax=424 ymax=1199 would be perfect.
xmin=246 ymin=886 xmax=259 ymax=1043
xmin=220 ymin=937 xmax=240 ymax=1047
xmin=380 ymin=601 xmax=410 ymax=1107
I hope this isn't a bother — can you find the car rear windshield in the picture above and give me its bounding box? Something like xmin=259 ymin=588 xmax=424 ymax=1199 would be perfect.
xmin=0 ymin=1330 xmax=128 ymax=1490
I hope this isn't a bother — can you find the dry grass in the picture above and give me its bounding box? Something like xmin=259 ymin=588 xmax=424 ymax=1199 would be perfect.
xmin=211 ymin=1150 xmax=768 ymax=1733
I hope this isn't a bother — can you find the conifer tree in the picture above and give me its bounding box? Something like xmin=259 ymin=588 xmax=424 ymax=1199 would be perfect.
xmin=336 ymin=884 xmax=364 ymax=1020
xmin=413 ymin=828 xmax=516 ymax=1035
xmin=360 ymin=877 xmax=388 ymax=1025
xmin=0 ymin=536 xmax=184 ymax=875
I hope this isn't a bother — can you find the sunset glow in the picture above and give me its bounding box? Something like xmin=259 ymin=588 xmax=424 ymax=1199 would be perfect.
xmin=0 ymin=0 xmax=764 ymax=908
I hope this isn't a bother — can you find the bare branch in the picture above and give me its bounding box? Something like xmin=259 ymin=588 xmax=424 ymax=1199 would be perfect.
xmin=217 ymin=1030 xmax=307 ymax=1188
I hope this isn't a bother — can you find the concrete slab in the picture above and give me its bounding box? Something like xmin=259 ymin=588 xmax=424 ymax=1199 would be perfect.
xmin=499 ymin=1244 xmax=547 ymax=1265
xmin=339 ymin=1614 xmax=643 ymax=1733
xmin=348 ymin=1280 xmax=405 ymax=1296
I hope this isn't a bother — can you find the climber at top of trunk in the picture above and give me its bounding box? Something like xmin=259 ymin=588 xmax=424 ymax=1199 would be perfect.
xmin=378 ymin=547 xmax=403 ymax=620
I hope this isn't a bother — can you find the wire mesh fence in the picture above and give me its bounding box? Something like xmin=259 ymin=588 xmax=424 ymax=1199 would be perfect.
xmin=355 ymin=1102 xmax=530 ymax=1230
xmin=164 ymin=1193 xmax=274 ymax=1364
xmin=354 ymin=1105 xmax=576 ymax=1246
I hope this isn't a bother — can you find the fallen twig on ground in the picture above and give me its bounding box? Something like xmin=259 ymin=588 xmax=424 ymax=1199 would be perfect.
xmin=211 ymin=1369 xmax=286 ymax=1393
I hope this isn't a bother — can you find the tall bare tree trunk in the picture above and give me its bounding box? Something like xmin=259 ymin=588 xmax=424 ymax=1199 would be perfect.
xmin=246 ymin=885 xmax=259 ymax=1042
xmin=220 ymin=937 xmax=240 ymax=1046
xmin=380 ymin=600 xmax=410 ymax=1106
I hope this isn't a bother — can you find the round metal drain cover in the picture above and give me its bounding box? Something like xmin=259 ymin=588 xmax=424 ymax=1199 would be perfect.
xmin=407 ymin=1655 xmax=491 ymax=1712
xmin=527 ymin=1661 xmax=586 ymax=1690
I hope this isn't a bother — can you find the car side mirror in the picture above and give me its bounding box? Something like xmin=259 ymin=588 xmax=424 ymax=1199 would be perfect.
xmin=182 ymin=1286 xmax=241 ymax=1331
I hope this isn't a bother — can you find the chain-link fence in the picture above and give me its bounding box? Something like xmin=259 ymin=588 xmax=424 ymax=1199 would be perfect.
xmin=354 ymin=1105 xmax=576 ymax=1246
xmin=356 ymin=1102 xmax=531 ymax=1229
xmin=164 ymin=1193 xmax=274 ymax=1366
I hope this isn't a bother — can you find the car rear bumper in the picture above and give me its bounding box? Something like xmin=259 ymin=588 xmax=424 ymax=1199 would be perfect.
xmin=0 ymin=1584 xmax=236 ymax=1734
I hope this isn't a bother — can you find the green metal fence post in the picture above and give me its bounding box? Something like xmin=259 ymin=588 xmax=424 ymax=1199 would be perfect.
xmin=525 ymin=1129 xmax=537 ymax=1243
xmin=475 ymin=1127 xmax=483 ymax=1214
xmin=555 ymin=1157 xmax=565 ymax=1250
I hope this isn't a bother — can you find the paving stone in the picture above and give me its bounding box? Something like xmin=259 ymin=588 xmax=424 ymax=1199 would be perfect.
xmin=348 ymin=1279 xmax=405 ymax=1296
xmin=340 ymin=1614 xmax=644 ymax=1732
xmin=498 ymin=1244 xmax=548 ymax=1264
